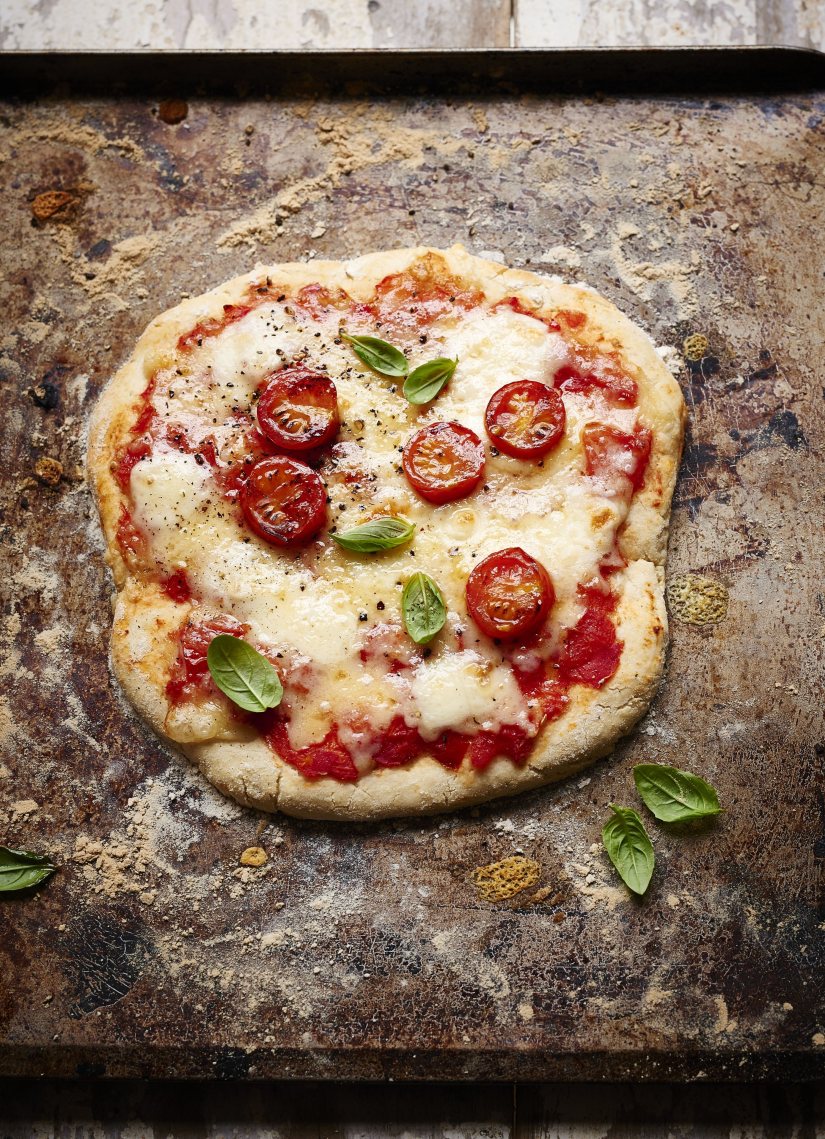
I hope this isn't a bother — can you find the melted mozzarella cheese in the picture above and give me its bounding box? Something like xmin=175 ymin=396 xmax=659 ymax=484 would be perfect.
xmin=131 ymin=450 xmax=213 ymax=560
xmin=409 ymin=651 xmax=529 ymax=740
xmin=133 ymin=298 xmax=641 ymax=749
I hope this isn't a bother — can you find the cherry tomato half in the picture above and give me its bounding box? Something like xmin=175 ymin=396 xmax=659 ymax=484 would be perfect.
xmin=402 ymin=421 xmax=485 ymax=505
xmin=466 ymin=547 xmax=554 ymax=641
xmin=582 ymin=422 xmax=652 ymax=493
xmin=240 ymin=455 xmax=327 ymax=546
xmin=484 ymin=380 xmax=566 ymax=459
xmin=256 ymin=366 xmax=340 ymax=452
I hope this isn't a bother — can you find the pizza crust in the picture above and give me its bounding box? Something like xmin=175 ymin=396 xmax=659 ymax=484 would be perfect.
xmin=89 ymin=245 xmax=685 ymax=820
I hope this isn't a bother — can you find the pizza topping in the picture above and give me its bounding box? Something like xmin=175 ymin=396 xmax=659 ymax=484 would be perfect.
xmin=332 ymin=515 xmax=416 ymax=553
xmin=554 ymin=362 xmax=638 ymax=406
xmin=161 ymin=570 xmax=191 ymax=603
xmin=341 ymin=331 xmax=408 ymax=377
xmin=256 ymin=366 xmax=340 ymax=452
xmin=369 ymin=256 xmax=484 ymax=333
xmin=409 ymin=650 xmax=529 ymax=741
xmin=116 ymin=506 xmax=146 ymax=561
xmin=239 ymin=455 xmax=327 ymax=546
xmin=178 ymin=302 xmax=252 ymax=351
xmin=166 ymin=613 xmax=249 ymax=705
xmin=264 ymin=719 xmax=359 ymax=782
xmin=582 ymin=422 xmax=652 ymax=494
xmin=484 ymin=380 xmax=566 ymax=459
xmin=292 ymin=283 xmax=352 ymax=320
xmin=466 ymin=547 xmax=554 ymax=641
xmin=206 ymin=634 xmax=283 ymax=713
xmin=402 ymin=421 xmax=485 ymax=504
xmin=113 ymin=436 xmax=152 ymax=492
xmin=401 ymin=571 xmax=447 ymax=645
xmin=402 ymin=357 xmax=457 ymax=405
xmin=557 ymin=585 xmax=621 ymax=687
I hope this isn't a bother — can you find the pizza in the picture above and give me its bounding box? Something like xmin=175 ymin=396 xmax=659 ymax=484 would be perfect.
xmin=88 ymin=245 xmax=685 ymax=820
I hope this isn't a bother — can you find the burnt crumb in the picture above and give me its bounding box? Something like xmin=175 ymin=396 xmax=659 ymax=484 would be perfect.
xmin=31 ymin=381 xmax=59 ymax=410
xmin=377 ymin=600 xmax=385 ymax=610
xmin=157 ymin=98 xmax=188 ymax=125
xmin=34 ymin=456 xmax=63 ymax=487
xmin=30 ymin=189 xmax=77 ymax=225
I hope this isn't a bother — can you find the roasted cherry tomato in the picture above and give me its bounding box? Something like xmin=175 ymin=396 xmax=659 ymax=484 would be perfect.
xmin=256 ymin=365 xmax=340 ymax=452
xmin=582 ymin=422 xmax=652 ymax=492
xmin=466 ymin=547 xmax=554 ymax=641
xmin=240 ymin=455 xmax=326 ymax=546
xmin=402 ymin=421 xmax=485 ymax=504
xmin=484 ymin=380 xmax=566 ymax=459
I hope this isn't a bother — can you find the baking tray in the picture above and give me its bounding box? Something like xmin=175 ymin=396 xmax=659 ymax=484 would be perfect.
xmin=1 ymin=47 xmax=823 ymax=1082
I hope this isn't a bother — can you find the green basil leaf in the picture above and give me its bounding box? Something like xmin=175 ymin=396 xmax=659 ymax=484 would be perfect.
xmin=402 ymin=357 xmax=457 ymax=405
xmin=633 ymin=763 xmax=722 ymax=822
xmin=0 ymin=846 xmax=56 ymax=893
xmin=207 ymin=635 xmax=283 ymax=713
xmin=341 ymin=332 xmax=408 ymax=378
xmin=332 ymin=516 xmax=416 ymax=553
xmin=402 ymin=571 xmax=447 ymax=644
xmin=602 ymin=805 xmax=655 ymax=896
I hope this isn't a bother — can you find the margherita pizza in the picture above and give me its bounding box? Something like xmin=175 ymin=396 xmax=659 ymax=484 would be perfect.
xmin=88 ymin=246 xmax=685 ymax=820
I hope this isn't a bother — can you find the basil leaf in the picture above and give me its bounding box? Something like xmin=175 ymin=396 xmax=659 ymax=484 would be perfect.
xmin=402 ymin=571 xmax=447 ymax=644
xmin=602 ymin=805 xmax=655 ymax=896
xmin=633 ymin=763 xmax=722 ymax=822
xmin=207 ymin=635 xmax=283 ymax=713
xmin=403 ymin=357 xmax=457 ymax=405
xmin=0 ymin=846 xmax=56 ymax=893
xmin=332 ymin=516 xmax=416 ymax=553
xmin=341 ymin=332 xmax=408 ymax=378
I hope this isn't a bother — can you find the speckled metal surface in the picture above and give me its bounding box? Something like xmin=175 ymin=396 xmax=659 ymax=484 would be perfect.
xmin=1 ymin=51 xmax=823 ymax=1081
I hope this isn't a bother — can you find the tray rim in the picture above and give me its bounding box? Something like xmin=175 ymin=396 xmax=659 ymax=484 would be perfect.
xmin=2 ymin=44 xmax=824 ymax=95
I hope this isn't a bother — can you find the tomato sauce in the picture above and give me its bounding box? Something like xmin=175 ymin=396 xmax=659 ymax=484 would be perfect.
xmin=553 ymin=362 xmax=638 ymax=407
xmin=495 ymin=295 xmax=561 ymax=332
xmin=264 ymin=719 xmax=359 ymax=782
xmin=116 ymin=505 xmax=146 ymax=561
xmin=366 ymin=259 xmax=484 ymax=334
xmin=177 ymin=302 xmax=253 ymax=351
xmin=291 ymin=283 xmax=353 ymax=321
xmin=557 ymin=586 xmax=622 ymax=688
xmin=113 ymin=437 xmax=151 ymax=492
xmin=166 ymin=613 xmax=249 ymax=706
xmin=161 ymin=570 xmax=191 ymax=603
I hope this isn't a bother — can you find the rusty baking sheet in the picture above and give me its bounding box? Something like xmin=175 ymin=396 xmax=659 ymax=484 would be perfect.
xmin=1 ymin=49 xmax=823 ymax=1082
